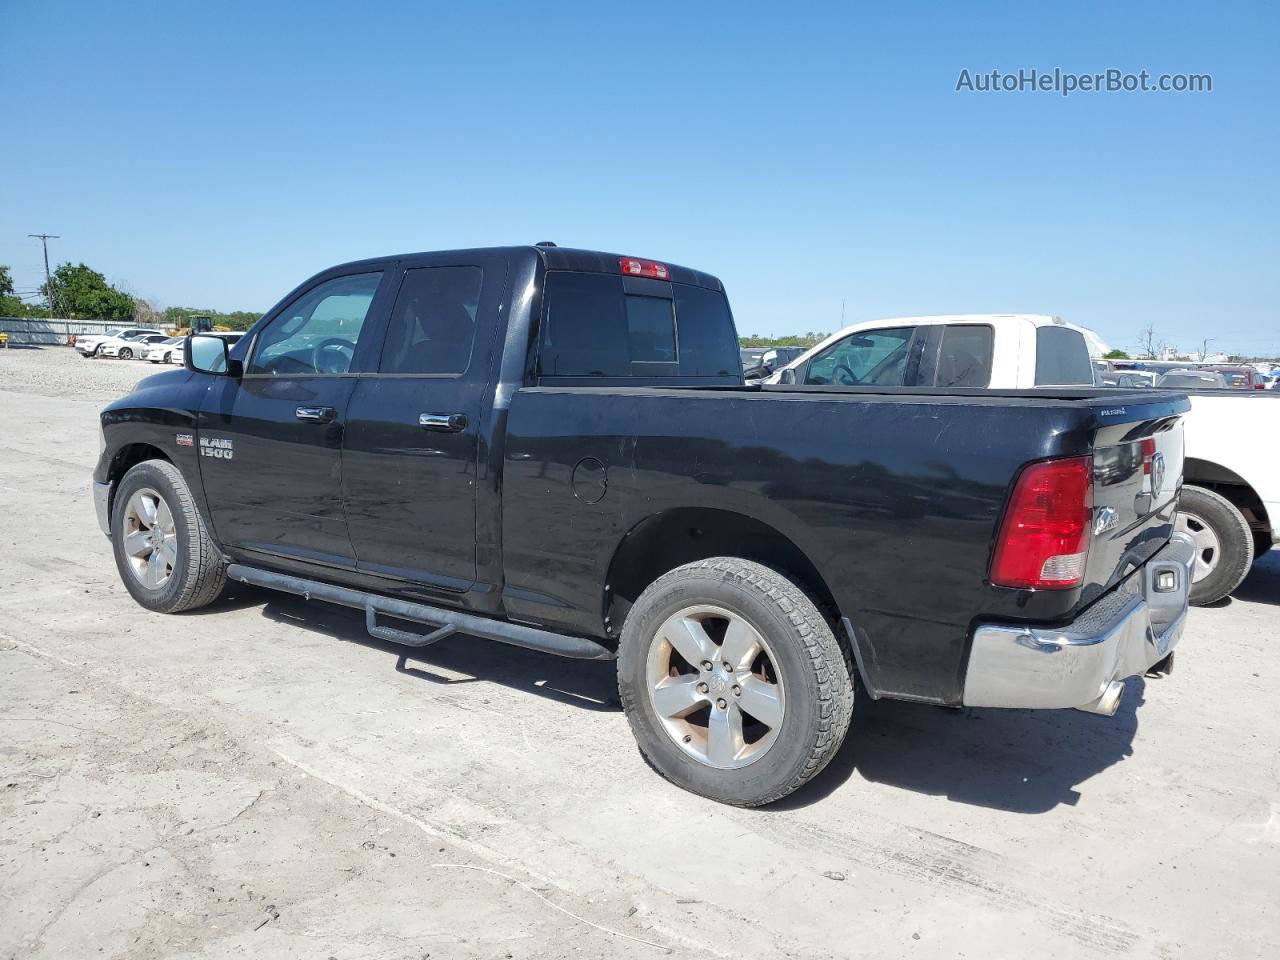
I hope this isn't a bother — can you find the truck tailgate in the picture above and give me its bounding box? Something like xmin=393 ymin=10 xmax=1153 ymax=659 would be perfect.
xmin=1081 ymin=402 xmax=1185 ymax=603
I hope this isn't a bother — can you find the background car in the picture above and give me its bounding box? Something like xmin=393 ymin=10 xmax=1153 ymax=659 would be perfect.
xmin=1202 ymin=365 xmax=1265 ymax=389
xmin=144 ymin=336 xmax=185 ymax=363
xmin=743 ymin=346 xmax=805 ymax=383
xmin=74 ymin=327 xmax=163 ymax=358
xmin=99 ymin=332 xmax=170 ymax=359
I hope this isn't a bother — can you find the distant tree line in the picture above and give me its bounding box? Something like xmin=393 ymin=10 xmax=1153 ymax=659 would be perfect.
xmin=0 ymin=261 xmax=261 ymax=330
xmin=739 ymin=331 xmax=828 ymax=348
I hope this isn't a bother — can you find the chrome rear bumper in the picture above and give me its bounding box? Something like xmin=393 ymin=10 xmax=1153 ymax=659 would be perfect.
xmin=962 ymin=532 xmax=1194 ymax=714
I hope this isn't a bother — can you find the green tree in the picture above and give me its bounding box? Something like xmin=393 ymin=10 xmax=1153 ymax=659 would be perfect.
xmin=739 ymin=331 xmax=828 ymax=348
xmin=1103 ymin=349 xmax=1130 ymax=359
xmin=44 ymin=262 xmax=135 ymax=321
xmin=0 ymin=265 xmax=32 ymax=317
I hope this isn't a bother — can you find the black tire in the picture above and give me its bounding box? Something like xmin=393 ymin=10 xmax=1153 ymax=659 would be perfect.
xmin=1178 ymin=485 xmax=1253 ymax=606
xmin=617 ymin=557 xmax=854 ymax=806
xmin=111 ymin=459 xmax=226 ymax=613
xmin=119 ymin=347 xmax=133 ymax=360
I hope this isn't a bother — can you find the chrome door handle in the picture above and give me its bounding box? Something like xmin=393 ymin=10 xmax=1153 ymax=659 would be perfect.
xmin=296 ymin=406 xmax=336 ymax=423
xmin=418 ymin=413 xmax=468 ymax=432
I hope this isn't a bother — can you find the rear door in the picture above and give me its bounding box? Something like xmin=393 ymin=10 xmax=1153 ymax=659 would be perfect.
xmin=340 ymin=253 xmax=507 ymax=596
xmin=197 ymin=269 xmax=392 ymax=567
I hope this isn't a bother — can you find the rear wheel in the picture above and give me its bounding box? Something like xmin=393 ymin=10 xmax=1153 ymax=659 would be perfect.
xmin=119 ymin=347 xmax=133 ymax=360
xmin=111 ymin=459 xmax=226 ymax=613
xmin=617 ymin=557 xmax=853 ymax=806
xmin=1176 ymin=485 xmax=1253 ymax=605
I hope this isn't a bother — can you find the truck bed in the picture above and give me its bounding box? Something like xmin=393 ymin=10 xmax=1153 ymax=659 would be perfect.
xmin=501 ymin=384 xmax=1188 ymax=704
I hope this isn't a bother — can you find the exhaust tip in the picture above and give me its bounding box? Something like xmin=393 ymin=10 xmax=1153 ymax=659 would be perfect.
xmin=1077 ymin=680 xmax=1125 ymax=717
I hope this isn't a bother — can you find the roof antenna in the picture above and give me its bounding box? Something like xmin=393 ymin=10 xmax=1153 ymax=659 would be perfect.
xmin=535 ymin=240 xmax=557 ymax=247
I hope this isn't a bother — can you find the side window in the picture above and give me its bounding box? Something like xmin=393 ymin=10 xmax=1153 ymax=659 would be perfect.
xmin=379 ymin=266 xmax=483 ymax=375
xmin=673 ymin=284 xmax=740 ymax=377
xmin=934 ymin=324 xmax=994 ymax=387
xmin=248 ymin=272 xmax=382 ymax=376
xmin=538 ymin=272 xmax=630 ymax=377
xmin=1034 ymin=327 xmax=1094 ymax=385
xmin=804 ymin=327 xmax=915 ymax=386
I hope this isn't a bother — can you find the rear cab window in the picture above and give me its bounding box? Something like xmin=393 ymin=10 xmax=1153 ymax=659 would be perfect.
xmin=536 ymin=272 xmax=740 ymax=382
xmin=1034 ymin=326 xmax=1094 ymax=385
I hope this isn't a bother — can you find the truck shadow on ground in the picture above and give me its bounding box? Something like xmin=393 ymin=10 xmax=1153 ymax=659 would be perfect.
xmin=255 ymin=593 xmax=622 ymax=713
xmin=770 ymin=677 xmax=1147 ymax=814
xmin=219 ymin=586 xmax=1148 ymax=813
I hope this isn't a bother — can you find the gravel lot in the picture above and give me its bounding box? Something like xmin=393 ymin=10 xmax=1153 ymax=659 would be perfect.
xmin=0 ymin=343 xmax=167 ymax=403
xmin=2 ymin=345 xmax=1279 ymax=959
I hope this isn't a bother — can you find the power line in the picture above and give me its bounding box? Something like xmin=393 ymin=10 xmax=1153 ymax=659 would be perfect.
xmin=28 ymin=233 xmax=60 ymax=317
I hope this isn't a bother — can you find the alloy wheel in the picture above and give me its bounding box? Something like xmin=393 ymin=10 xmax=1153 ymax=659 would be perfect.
xmin=122 ymin=487 xmax=178 ymax=589
xmin=645 ymin=604 xmax=785 ymax=770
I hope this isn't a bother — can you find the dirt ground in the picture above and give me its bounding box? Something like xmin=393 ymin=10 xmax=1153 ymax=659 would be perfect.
xmin=2 ymin=346 xmax=1279 ymax=960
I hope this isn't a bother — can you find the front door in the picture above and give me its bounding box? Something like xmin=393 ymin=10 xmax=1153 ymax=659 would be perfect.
xmin=197 ymin=270 xmax=390 ymax=568
xmin=341 ymin=256 xmax=504 ymax=596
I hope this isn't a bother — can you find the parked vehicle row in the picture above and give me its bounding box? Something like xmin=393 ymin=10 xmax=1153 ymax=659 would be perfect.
xmin=75 ymin=329 xmax=243 ymax=363
xmin=95 ymin=245 xmax=1194 ymax=806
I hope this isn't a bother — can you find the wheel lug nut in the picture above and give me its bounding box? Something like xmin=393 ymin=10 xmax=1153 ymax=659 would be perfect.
xmin=732 ymin=685 xmax=741 ymax=696
xmin=701 ymin=661 xmax=713 ymax=671
xmin=682 ymin=734 xmax=692 ymax=743
xmin=696 ymin=682 xmax=709 ymax=694
xmin=716 ymin=698 xmax=728 ymax=710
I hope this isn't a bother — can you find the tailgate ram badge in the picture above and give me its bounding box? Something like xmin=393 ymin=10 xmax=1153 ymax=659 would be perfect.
xmin=1094 ymin=506 xmax=1119 ymax=536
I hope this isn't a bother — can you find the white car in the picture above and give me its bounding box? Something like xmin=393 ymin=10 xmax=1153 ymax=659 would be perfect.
xmin=99 ymin=333 xmax=171 ymax=360
xmin=143 ymin=337 xmax=186 ymax=364
xmin=75 ymin=327 xmax=163 ymax=358
xmin=770 ymin=312 xmax=1278 ymax=604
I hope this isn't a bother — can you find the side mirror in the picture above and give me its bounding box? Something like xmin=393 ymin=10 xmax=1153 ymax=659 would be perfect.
xmin=185 ymin=335 xmax=241 ymax=377
xmin=779 ymin=368 xmax=797 ymax=385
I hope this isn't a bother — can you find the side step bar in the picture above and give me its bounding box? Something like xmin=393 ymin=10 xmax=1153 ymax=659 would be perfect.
xmin=226 ymin=563 xmax=615 ymax=661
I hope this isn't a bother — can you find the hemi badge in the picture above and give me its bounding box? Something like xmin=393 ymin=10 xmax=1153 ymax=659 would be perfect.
xmin=176 ymin=434 xmax=194 ymax=447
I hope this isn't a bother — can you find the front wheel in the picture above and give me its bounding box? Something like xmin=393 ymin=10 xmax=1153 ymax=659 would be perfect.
xmin=617 ymin=557 xmax=853 ymax=806
xmin=1176 ymin=485 xmax=1253 ymax=605
xmin=118 ymin=348 xmax=133 ymax=360
xmin=111 ymin=459 xmax=227 ymax=613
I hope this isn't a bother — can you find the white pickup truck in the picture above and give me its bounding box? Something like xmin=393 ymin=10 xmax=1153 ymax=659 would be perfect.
xmin=772 ymin=313 xmax=1278 ymax=604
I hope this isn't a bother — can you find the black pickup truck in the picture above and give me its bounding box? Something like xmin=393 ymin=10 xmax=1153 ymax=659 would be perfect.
xmin=95 ymin=245 xmax=1195 ymax=805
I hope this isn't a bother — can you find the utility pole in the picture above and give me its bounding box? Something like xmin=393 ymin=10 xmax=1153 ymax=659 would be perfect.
xmin=28 ymin=233 xmax=60 ymax=317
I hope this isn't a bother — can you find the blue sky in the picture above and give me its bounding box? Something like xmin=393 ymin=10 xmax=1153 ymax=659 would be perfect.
xmin=2 ymin=0 xmax=1276 ymax=355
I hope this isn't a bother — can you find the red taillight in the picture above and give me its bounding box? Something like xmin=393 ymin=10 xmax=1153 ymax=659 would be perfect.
xmin=1141 ymin=436 xmax=1156 ymax=475
xmin=991 ymin=456 xmax=1094 ymax=589
xmin=619 ymin=257 xmax=669 ymax=280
